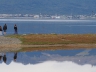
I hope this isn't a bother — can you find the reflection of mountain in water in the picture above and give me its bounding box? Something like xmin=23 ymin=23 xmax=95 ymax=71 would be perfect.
xmin=0 ymin=49 xmax=96 ymax=66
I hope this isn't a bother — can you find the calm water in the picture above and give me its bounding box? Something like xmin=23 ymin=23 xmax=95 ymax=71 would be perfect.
xmin=0 ymin=19 xmax=96 ymax=34
xmin=0 ymin=49 xmax=96 ymax=72
xmin=1 ymin=19 xmax=96 ymax=72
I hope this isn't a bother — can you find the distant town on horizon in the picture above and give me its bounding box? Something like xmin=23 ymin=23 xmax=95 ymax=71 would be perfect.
xmin=0 ymin=13 xmax=96 ymax=20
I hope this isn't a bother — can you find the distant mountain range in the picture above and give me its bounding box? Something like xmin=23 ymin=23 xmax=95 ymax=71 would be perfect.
xmin=0 ymin=0 xmax=96 ymax=15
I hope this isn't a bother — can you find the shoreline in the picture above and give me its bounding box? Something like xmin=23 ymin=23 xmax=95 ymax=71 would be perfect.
xmin=1 ymin=34 xmax=96 ymax=52
xmin=0 ymin=44 xmax=96 ymax=52
xmin=2 ymin=43 xmax=96 ymax=48
xmin=21 ymin=44 xmax=96 ymax=48
xmin=19 ymin=44 xmax=96 ymax=52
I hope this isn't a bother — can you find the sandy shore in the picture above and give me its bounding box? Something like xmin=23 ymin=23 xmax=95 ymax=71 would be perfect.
xmin=0 ymin=36 xmax=21 ymax=52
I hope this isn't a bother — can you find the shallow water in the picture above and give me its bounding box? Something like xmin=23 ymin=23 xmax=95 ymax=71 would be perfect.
xmin=0 ymin=19 xmax=96 ymax=34
xmin=0 ymin=49 xmax=96 ymax=72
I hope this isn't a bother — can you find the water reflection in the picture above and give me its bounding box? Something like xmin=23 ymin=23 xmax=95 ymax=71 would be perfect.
xmin=3 ymin=53 xmax=7 ymax=63
xmin=0 ymin=49 xmax=96 ymax=72
xmin=13 ymin=52 xmax=17 ymax=61
xmin=0 ymin=53 xmax=3 ymax=61
xmin=0 ymin=53 xmax=7 ymax=63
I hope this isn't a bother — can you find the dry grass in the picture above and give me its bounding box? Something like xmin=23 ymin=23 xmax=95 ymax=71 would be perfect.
xmin=7 ymin=34 xmax=96 ymax=52
xmin=8 ymin=34 xmax=96 ymax=45
xmin=19 ymin=44 xmax=96 ymax=52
